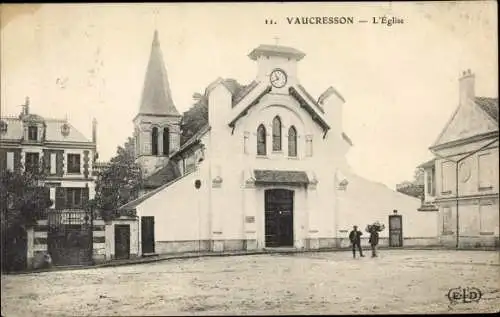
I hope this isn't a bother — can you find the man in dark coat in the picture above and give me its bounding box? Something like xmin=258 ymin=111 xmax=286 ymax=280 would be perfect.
xmin=369 ymin=227 xmax=380 ymax=257
xmin=349 ymin=225 xmax=364 ymax=258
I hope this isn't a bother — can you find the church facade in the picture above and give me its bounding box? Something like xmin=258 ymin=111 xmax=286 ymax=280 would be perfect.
xmin=118 ymin=31 xmax=438 ymax=256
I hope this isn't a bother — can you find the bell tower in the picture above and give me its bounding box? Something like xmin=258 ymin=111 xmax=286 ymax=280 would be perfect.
xmin=248 ymin=43 xmax=305 ymax=93
xmin=133 ymin=30 xmax=182 ymax=178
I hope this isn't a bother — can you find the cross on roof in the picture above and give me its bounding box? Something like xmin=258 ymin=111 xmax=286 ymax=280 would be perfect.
xmin=153 ymin=7 xmax=160 ymax=28
xmin=273 ymin=36 xmax=280 ymax=45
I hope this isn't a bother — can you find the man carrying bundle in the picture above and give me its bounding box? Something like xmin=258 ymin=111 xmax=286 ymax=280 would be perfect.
xmin=367 ymin=221 xmax=384 ymax=257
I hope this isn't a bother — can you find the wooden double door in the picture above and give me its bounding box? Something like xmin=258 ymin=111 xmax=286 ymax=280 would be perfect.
xmin=265 ymin=189 xmax=294 ymax=247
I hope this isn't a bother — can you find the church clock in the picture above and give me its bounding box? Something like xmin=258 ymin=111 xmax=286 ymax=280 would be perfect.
xmin=270 ymin=69 xmax=287 ymax=88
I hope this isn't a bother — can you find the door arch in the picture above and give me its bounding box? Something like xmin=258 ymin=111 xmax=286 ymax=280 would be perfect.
xmin=264 ymin=189 xmax=294 ymax=247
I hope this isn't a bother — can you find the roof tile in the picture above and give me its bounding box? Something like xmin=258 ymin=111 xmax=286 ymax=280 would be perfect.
xmin=475 ymin=96 xmax=498 ymax=122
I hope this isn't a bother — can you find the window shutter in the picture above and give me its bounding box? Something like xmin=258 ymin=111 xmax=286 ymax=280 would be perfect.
xmin=56 ymin=151 xmax=64 ymax=176
xmin=43 ymin=187 xmax=51 ymax=211
xmin=43 ymin=150 xmax=50 ymax=174
xmin=14 ymin=150 xmax=22 ymax=172
xmin=55 ymin=187 xmax=66 ymax=210
xmin=0 ymin=150 xmax=6 ymax=171
xmin=81 ymin=187 xmax=89 ymax=207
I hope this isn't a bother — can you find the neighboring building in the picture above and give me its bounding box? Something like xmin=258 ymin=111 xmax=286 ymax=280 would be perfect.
xmin=0 ymin=99 xmax=104 ymax=267
xmin=418 ymin=69 xmax=499 ymax=248
xmin=113 ymin=30 xmax=438 ymax=257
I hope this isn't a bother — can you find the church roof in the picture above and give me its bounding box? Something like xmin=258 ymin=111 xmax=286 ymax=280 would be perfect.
xmin=143 ymin=159 xmax=181 ymax=188
xmin=138 ymin=30 xmax=180 ymax=117
xmin=119 ymin=169 xmax=196 ymax=211
xmin=475 ymin=96 xmax=498 ymax=122
xmin=143 ymin=124 xmax=210 ymax=188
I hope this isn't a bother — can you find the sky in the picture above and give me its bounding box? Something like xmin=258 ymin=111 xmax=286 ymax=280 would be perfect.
xmin=1 ymin=2 xmax=498 ymax=189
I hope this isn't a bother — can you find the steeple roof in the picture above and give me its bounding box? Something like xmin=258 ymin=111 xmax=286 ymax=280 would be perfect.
xmin=138 ymin=30 xmax=180 ymax=117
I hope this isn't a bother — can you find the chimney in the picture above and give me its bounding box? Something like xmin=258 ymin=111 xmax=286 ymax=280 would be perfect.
xmin=92 ymin=118 xmax=97 ymax=144
xmin=459 ymin=69 xmax=475 ymax=104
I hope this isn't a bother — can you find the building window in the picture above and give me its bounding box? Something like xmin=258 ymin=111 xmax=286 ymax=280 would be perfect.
xmin=426 ymin=168 xmax=435 ymax=196
xmin=163 ymin=127 xmax=170 ymax=155
xmin=67 ymin=154 xmax=81 ymax=174
xmin=25 ymin=152 xmax=39 ymax=173
xmin=28 ymin=126 xmax=38 ymax=141
xmin=442 ymin=207 xmax=454 ymax=234
xmin=272 ymin=116 xmax=282 ymax=151
xmin=478 ymin=153 xmax=493 ymax=190
xmin=151 ymin=127 xmax=158 ymax=155
xmin=288 ymin=126 xmax=297 ymax=157
xmin=479 ymin=203 xmax=497 ymax=234
xmin=66 ymin=188 xmax=82 ymax=209
xmin=441 ymin=161 xmax=454 ymax=194
xmin=257 ymin=124 xmax=267 ymax=156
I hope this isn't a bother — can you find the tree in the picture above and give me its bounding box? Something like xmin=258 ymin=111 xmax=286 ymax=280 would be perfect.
xmin=0 ymin=164 xmax=52 ymax=230
xmin=0 ymin=162 xmax=52 ymax=271
xmin=180 ymin=93 xmax=208 ymax=145
xmin=93 ymin=137 xmax=142 ymax=221
xmin=396 ymin=168 xmax=425 ymax=199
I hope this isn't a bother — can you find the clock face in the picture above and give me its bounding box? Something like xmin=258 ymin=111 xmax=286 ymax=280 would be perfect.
xmin=270 ymin=69 xmax=287 ymax=88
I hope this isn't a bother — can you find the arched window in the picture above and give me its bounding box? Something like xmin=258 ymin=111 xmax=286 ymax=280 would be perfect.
xmin=272 ymin=116 xmax=282 ymax=151
xmin=288 ymin=126 xmax=297 ymax=157
xmin=151 ymin=127 xmax=158 ymax=155
xmin=257 ymin=124 xmax=267 ymax=155
xmin=163 ymin=127 xmax=170 ymax=155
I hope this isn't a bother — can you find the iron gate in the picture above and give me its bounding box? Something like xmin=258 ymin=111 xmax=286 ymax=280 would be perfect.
xmin=47 ymin=210 xmax=93 ymax=266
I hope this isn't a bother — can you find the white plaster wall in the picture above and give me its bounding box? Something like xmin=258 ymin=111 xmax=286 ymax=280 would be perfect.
xmin=336 ymin=169 xmax=438 ymax=238
xmin=137 ymin=160 xmax=210 ymax=242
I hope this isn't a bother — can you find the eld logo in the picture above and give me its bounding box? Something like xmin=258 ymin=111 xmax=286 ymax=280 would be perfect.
xmin=447 ymin=287 xmax=482 ymax=304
